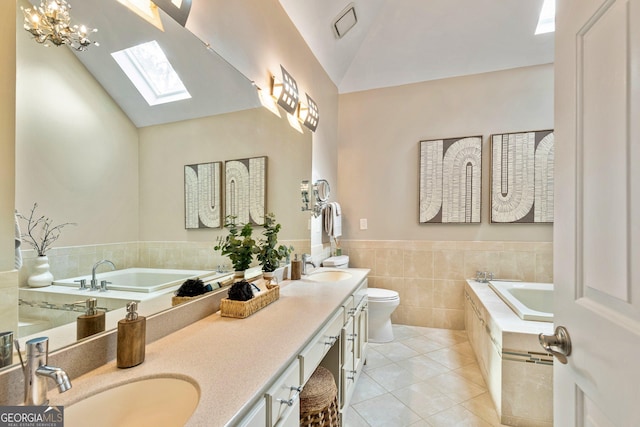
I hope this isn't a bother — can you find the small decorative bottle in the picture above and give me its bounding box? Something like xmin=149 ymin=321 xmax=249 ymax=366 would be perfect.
xmin=77 ymin=298 xmax=105 ymax=340
xmin=117 ymin=301 xmax=146 ymax=368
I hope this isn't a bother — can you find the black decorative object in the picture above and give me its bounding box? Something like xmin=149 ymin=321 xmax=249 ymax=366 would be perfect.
xmin=175 ymin=278 xmax=212 ymax=297
xmin=227 ymin=280 xmax=254 ymax=301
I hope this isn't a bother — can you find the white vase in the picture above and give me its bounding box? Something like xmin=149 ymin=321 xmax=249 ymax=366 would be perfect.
xmin=28 ymin=255 xmax=54 ymax=288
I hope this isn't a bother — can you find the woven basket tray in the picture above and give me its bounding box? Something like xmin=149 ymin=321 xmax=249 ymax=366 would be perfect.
xmin=220 ymin=281 xmax=280 ymax=319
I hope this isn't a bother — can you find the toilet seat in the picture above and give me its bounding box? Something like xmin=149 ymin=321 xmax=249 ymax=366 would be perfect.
xmin=367 ymin=288 xmax=399 ymax=301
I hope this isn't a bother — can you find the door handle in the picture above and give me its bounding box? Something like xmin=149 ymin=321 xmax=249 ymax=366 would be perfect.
xmin=538 ymin=326 xmax=572 ymax=364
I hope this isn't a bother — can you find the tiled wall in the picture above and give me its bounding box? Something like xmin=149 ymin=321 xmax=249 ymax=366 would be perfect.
xmin=19 ymin=240 xmax=311 ymax=286
xmin=0 ymin=270 xmax=18 ymax=338
xmin=340 ymin=240 xmax=553 ymax=330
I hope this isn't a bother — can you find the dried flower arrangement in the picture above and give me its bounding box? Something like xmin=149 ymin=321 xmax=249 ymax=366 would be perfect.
xmin=16 ymin=203 xmax=75 ymax=256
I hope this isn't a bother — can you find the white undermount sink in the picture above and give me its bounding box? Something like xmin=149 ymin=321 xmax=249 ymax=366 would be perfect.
xmin=304 ymin=270 xmax=352 ymax=282
xmin=64 ymin=376 xmax=200 ymax=427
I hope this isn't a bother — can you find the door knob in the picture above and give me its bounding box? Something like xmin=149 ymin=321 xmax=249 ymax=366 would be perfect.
xmin=539 ymin=326 xmax=572 ymax=364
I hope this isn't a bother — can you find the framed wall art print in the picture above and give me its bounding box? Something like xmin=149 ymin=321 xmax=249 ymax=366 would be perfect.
xmin=225 ymin=156 xmax=267 ymax=225
xmin=184 ymin=161 xmax=222 ymax=229
xmin=419 ymin=136 xmax=482 ymax=224
xmin=490 ymin=130 xmax=554 ymax=223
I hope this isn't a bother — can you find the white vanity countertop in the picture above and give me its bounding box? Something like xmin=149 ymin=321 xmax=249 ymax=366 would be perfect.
xmin=51 ymin=268 xmax=370 ymax=426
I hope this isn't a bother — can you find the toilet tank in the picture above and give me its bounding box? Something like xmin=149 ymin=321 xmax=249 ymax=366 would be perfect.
xmin=322 ymin=255 xmax=349 ymax=268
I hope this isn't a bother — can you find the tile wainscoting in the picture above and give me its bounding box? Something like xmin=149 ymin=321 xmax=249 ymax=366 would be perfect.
xmin=339 ymin=240 xmax=553 ymax=330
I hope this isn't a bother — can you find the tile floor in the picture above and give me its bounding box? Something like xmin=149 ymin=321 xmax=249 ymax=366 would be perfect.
xmin=343 ymin=324 xmax=509 ymax=427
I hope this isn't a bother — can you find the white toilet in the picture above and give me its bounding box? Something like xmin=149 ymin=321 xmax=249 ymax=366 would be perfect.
xmin=322 ymin=255 xmax=400 ymax=343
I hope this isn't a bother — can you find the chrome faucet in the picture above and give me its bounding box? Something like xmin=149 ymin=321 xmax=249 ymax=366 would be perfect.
xmin=24 ymin=337 xmax=71 ymax=405
xmin=91 ymin=259 xmax=116 ymax=291
xmin=475 ymin=271 xmax=494 ymax=283
xmin=302 ymin=254 xmax=316 ymax=275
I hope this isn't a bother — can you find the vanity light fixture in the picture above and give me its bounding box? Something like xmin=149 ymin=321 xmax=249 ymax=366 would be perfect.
xmin=298 ymin=94 xmax=319 ymax=132
xmin=21 ymin=0 xmax=99 ymax=51
xmin=117 ymin=0 xmax=164 ymax=32
xmin=271 ymin=65 xmax=300 ymax=115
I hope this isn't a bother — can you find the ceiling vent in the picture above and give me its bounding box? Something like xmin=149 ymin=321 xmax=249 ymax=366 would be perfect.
xmin=332 ymin=3 xmax=357 ymax=39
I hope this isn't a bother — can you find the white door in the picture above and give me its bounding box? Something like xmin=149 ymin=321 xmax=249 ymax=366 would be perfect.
xmin=554 ymin=0 xmax=640 ymax=425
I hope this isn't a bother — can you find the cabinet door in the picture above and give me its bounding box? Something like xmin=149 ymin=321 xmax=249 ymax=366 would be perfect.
xmin=355 ymin=300 xmax=368 ymax=371
xmin=237 ymin=399 xmax=267 ymax=427
xmin=340 ymin=315 xmax=355 ymax=410
xmin=266 ymin=359 xmax=302 ymax=427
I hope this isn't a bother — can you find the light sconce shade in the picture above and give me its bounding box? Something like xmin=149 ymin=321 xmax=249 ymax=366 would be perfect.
xmin=298 ymin=94 xmax=319 ymax=132
xmin=21 ymin=0 xmax=98 ymax=51
xmin=271 ymin=65 xmax=300 ymax=115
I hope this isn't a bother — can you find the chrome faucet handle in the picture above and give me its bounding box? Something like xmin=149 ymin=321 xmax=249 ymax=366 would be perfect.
xmin=100 ymin=280 xmax=111 ymax=292
xmin=74 ymin=279 xmax=87 ymax=290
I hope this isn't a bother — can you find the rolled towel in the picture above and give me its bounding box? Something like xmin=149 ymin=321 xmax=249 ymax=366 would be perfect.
xmin=14 ymin=211 xmax=23 ymax=270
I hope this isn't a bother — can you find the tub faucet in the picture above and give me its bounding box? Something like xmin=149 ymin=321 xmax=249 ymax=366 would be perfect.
xmin=475 ymin=271 xmax=494 ymax=283
xmin=91 ymin=259 xmax=116 ymax=290
xmin=302 ymin=254 xmax=316 ymax=275
xmin=24 ymin=337 xmax=71 ymax=405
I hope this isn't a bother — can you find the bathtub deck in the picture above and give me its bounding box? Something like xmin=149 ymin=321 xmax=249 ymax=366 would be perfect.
xmin=465 ymin=279 xmax=554 ymax=427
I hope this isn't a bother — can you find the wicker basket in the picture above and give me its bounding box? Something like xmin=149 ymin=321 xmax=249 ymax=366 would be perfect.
xmin=300 ymin=366 xmax=340 ymax=427
xmin=172 ymin=295 xmax=199 ymax=306
xmin=220 ymin=281 xmax=279 ymax=318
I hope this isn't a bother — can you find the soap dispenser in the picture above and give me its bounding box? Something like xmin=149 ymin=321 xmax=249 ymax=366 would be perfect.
xmin=76 ymin=298 xmax=105 ymax=340
xmin=290 ymin=254 xmax=302 ymax=280
xmin=117 ymin=301 xmax=146 ymax=368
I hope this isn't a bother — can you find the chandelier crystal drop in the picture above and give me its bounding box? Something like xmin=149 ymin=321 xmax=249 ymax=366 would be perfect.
xmin=21 ymin=0 xmax=99 ymax=51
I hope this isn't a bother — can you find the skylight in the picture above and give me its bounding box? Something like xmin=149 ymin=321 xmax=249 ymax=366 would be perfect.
xmin=535 ymin=0 xmax=555 ymax=35
xmin=112 ymin=40 xmax=191 ymax=106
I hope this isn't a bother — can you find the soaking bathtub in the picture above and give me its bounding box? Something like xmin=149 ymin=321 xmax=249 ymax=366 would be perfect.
xmin=465 ymin=280 xmax=554 ymax=426
xmin=488 ymin=281 xmax=553 ymax=322
xmin=53 ymin=268 xmax=215 ymax=293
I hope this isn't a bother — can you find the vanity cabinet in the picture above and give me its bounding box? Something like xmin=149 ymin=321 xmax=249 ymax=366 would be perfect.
xmin=340 ymin=279 xmax=368 ymax=411
xmin=266 ymin=358 xmax=302 ymax=427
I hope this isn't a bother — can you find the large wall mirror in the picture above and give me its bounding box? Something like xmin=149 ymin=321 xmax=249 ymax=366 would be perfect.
xmin=5 ymin=0 xmax=312 ymax=371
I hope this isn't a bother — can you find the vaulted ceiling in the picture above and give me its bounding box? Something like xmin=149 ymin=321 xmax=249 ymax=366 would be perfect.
xmin=278 ymin=0 xmax=555 ymax=93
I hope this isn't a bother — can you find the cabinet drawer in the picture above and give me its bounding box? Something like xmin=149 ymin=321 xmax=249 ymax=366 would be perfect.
xmin=266 ymin=359 xmax=302 ymax=427
xmin=342 ymin=295 xmax=354 ymax=322
xmin=299 ymin=308 xmax=344 ymax=384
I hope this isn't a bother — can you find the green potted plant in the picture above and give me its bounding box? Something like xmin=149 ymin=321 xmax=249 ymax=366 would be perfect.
xmin=214 ymin=216 xmax=258 ymax=278
xmin=256 ymin=213 xmax=293 ymax=282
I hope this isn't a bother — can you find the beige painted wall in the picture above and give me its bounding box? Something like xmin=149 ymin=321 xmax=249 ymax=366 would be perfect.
xmin=15 ymin=4 xmax=139 ymax=247
xmin=1 ymin=1 xmax=16 ymax=271
xmin=137 ymin=107 xmax=312 ymax=242
xmin=338 ymin=64 xmax=554 ymax=241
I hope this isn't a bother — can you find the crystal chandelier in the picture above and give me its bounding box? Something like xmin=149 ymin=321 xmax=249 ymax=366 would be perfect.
xmin=21 ymin=0 xmax=98 ymax=51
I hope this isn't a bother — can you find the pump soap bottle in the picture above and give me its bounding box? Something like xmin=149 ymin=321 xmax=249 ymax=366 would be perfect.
xmin=291 ymin=254 xmax=302 ymax=280
xmin=77 ymin=298 xmax=105 ymax=340
xmin=117 ymin=301 xmax=146 ymax=368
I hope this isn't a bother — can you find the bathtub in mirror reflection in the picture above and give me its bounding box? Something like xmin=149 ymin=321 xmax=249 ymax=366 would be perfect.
xmin=488 ymin=281 xmax=554 ymax=322
xmin=19 ymin=268 xmax=231 ymax=338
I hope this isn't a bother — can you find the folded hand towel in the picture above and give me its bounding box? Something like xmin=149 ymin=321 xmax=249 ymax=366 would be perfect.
xmin=324 ymin=202 xmax=342 ymax=238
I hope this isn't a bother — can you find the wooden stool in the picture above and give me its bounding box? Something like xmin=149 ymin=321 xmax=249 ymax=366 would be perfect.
xmin=299 ymin=366 xmax=340 ymax=427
